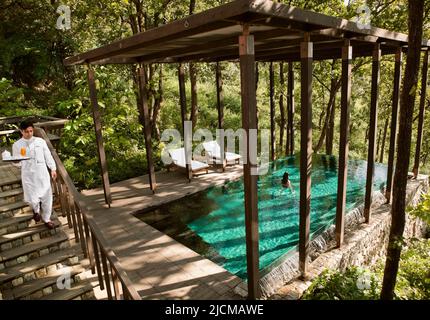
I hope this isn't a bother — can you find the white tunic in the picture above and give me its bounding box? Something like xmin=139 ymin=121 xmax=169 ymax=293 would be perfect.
xmin=12 ymin=137 xmax=56 ymax=221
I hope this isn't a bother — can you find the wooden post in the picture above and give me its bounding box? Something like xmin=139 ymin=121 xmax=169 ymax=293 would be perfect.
xmin=87 ymin=67 xmax=112 ymax=207
xmin=413 ymin=50 xmax=429 ymax=178
xmin=137 ymin=67 xmax=156 ymax=193
xmin=91 ymin=235 xmax=105 ymax=291
xmin=178 ymin=64 xmax=192 ymax=181
xmin=239 ymin=27 xmax=260 ymax=300
xmin=335 ymin=40 xmax=352 ymax=247
xmin=269 ymin=61 xmax=276 ymax=161
xmin=364 ymin=44 xmax=381 ymax=223
xmin=386 ymin=48 xmax=402 ymax=202
xmin=299 ymin=34 xmax=312 ymax=277
xmin=288 ymin=62 xmax=295 ymax=156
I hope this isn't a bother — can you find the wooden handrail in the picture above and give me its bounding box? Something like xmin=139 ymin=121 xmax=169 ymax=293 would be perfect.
xmin=34 ymin=119 xmax=68 ymax=129
xmin=34 ymin=127 xmax=141 ymax=300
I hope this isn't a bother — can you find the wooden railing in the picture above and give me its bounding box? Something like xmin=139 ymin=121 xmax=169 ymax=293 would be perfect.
xmin=0 ymin=117 xmax=67 ymax=148
xmin=34 ymin=127 xmax=141 ymax=300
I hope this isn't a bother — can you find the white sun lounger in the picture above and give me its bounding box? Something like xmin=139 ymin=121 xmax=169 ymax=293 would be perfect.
xmin=167 ymin=147 xmax=209 ymax=175
xmin=202 ymin=140 xmax=241 ymax=165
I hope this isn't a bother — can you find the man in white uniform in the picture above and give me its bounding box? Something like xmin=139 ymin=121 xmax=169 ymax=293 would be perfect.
xmin=12 ymin=121 xmax=57 ymax=229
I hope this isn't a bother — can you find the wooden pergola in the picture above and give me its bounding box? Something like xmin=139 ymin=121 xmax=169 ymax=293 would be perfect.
xmin=64 ymin=0 xmax=430 ymax=299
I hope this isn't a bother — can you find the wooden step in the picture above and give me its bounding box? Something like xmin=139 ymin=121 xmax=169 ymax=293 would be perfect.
xmin=2 ymin=264 xmax=85 ymax=299
xmin=0 ymin=246 xmax=80 ymax=286
xmin=0 ymin=214 xmax=33 ymax=236
xmin=0 ymin=201 xmax=31 ymax=220
xmin=36 ymin=279 xmax=95 ymax=300
xmin=0 ymin=188 xmax=23 ymax=198
xmin=0 ymin=233 xmax=69 ymax=265
xmin=0 ymin=219 xmax=61 ymax=250
xmin=0 ymin=188 xmax=23 ymax=205
xmin=0 ymin=178 xmax=21 ymax=191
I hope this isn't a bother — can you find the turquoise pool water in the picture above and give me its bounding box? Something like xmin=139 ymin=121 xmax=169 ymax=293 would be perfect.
xmin=136 ymin=155 xmax=387 ymax=279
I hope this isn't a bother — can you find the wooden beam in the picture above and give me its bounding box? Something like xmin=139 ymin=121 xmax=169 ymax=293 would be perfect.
xmin=335 ymin=40 xmax=352 ymax=247
xmin=299 ymin=34 xmax=312 ymax=277
xmin=141 ymin=28 xmax=295 ymax=63
xmin=87 ymin=68 xmax=112 ymax=207
xmin=287 ymin=62 xmax=295 ymax=156
xmin=175 ymin=41 xmax=398 ymax=64
xmin=269 ymin=61 xmax=276 ymax=161
xmin=239 ymin=28 xmax=260 ymax=300
xmin=413 ymin=50 xmax=429 ymax=178
xmin=364 ymin=44 xmax=381 ymax=223
xmin=137 ymin=67 xmax=157 ymax=193
xmin=386 ymin=48 xmax=402 ymax=202
xmin=178 ymin=64 xmax=192 ymax=182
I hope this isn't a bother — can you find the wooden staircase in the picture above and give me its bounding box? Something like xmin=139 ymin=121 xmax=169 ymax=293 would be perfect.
xmin=0 ymin=163 xmax=96 ymax=300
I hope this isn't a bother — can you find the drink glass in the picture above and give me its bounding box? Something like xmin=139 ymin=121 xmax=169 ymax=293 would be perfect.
xmin=20 ymin=147 xmax=26 ymax=157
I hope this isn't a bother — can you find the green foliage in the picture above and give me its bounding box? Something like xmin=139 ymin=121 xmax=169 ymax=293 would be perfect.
xmin=390 ymin=239 xmax=430 ymax=299
xmin=303 ymin=239 xmax=430 ymax=300
xmin=1 ymin=0 xmax=430 ymax=190
xmin=302 ymin=267 xmax=380 ymax=300
xmin=0 ymin=78 xmax=25 ymax=115
xmin=408 ymin=192 xmax=430 ymax=225
xmin=58 ymin=66 xmax=148 ymax=189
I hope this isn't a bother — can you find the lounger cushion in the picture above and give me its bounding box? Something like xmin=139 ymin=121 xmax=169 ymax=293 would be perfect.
xmin=168 ymin=148 xmax=209 ymax=171
xmin=191 ymin=160 xmax=209 ymax=171
xmin=202 ymin=140 xmax=241 ymax=162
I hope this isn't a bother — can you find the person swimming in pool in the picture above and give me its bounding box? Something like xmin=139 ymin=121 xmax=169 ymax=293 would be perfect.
xmin=281 ymin=171 xmax=293 ymax=190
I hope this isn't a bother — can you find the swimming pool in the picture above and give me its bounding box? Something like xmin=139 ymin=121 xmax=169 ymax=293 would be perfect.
xmin=135 ymin=155 xmax=387 ymax=279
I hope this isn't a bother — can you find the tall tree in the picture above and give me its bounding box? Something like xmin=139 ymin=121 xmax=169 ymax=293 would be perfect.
xmin=314 ymin=60 xmax=340 ymax=153
xmin=380 ymin=0 xmax=425 ymax=300
xmin=379 ymin=114 xmax=389 ymax=163
xmin=188 ymin=0 xmax=198 ymax=129
xmin=279 ymin=62 xmax=286 ymax=152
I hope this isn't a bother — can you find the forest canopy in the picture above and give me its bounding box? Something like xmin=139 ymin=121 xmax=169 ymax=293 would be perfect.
xmin=1 ymin=0 xmax=429 ymax=189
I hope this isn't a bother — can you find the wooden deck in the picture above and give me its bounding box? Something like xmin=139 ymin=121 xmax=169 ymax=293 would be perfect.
xmin=81 ymin=165 xmax=247 ymax=299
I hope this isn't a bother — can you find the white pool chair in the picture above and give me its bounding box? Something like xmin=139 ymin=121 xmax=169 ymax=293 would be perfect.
xmin=202 ymin=140 xmax=241 ymax=165
xmin=167 ymin=147 xmax=209 ymax=175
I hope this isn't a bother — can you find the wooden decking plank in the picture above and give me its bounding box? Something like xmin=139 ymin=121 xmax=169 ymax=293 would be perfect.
xmin=80 ymin=167 xmax=244 ymax=299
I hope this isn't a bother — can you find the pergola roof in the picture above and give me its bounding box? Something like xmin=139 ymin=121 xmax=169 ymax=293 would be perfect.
xmin=64 ymin=0 xmax=430 ymax=66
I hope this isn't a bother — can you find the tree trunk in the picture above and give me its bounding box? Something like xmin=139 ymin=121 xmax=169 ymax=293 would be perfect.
xmin=189 ymin=0 xmax=195 ymax=15
xmin=189 ymin=63 xmax=198 ymax=129
xmin=216 ymin=62 xmax=224 ymax=130
xmin=326 ymin=93 xmax=336 ymax=155
xmin=269 ymin=62 xmax=276 ymax=161
xmin=380 ymin=115 xmax=389 ymax=163
xmin=315 ymin=76 xmax=340 ymax=153
xmin=380 ymin=0 xmax=424 ymax=300
xmin=147 ymin=64 xmax=155 ymax=118
xmin=287 ymin=62 xmax=295 ymax=156
xmin=279 ymin=62 xmax=286 ymax=153
xmin=152 ymin=65 xmax=163 ymax=140
xmin=376 ymin=127 xmax=382 ymax=161
xmin=255 ymin=62 xmax=259 ymax=129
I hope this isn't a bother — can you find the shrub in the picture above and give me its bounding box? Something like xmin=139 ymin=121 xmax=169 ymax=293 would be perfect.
xmin=303 ymin=239 xmax=430 ymax=300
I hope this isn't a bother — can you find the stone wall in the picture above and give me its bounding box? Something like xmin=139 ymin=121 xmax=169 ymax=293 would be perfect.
xmin=267 ymin=175 xmax=429 ymax=300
